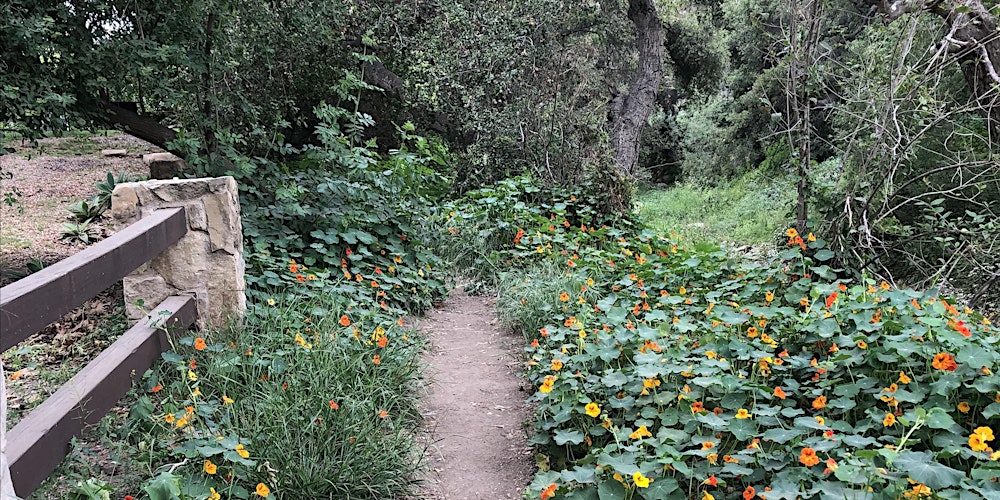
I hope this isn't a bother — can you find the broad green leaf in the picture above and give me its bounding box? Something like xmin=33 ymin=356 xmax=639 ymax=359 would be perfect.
xmin=893 ymin=451 xmax=964 ymax=489
xmin=554 ymin=429 xmax=585 ymax=445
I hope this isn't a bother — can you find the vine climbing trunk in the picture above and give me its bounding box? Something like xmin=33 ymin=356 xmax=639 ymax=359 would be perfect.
xmin=609 ymin=0 xmax=664 ymax=180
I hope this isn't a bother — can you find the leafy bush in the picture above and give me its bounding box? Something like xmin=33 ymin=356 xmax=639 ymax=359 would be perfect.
xmin=446 ymin=184 xmax=999 ymax=499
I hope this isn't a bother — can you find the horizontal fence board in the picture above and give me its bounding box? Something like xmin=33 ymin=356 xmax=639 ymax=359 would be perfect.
xmin=1 ymin=207 xmax=187 ymax=352
xmin=7 ymin=295 xmax=197 ymax=496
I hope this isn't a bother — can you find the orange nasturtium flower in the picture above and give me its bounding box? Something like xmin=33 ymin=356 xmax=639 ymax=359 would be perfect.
xmin=329 ymin=400 xmax=339 ymax=410
xmin=339 ymin=315 xmax=351 ymax=327
xmin=585 ymin=402 xmax=601 ymax=418
xmin=812 ymin=395 xmax=827 ymax=410
xmin=551 ymin=359 xmax=563 ymax=371
xmin=799 ymin=447 xmax=820 ymax=466
xmin=932 ymin=352 xmax=958 ymax=371
xmin=883 ymin=413 xmax=896 ymax=427
xmin=540 ymin=484 xmax=557 ymax=499
xmin=203 ymin=460 xmax=217 ymax=475
xmin=743 ymin=486 xmax=755 ymax=500
xmin=372 ymin=355 xmax=381 ymax=365
xmin=774 ymin=386 xmax=787 ymax=399
xmin=958 ymin=402 xmax=971 ymax=413
xmin=629 ymin=425 xmax=653 ymax=440
xmin=235 ymin=444 xmax=249 ymax=458
xmin=559 ymin=292 xmax=570 ymax=302
xmin=825 ymin=292 xmax=838 ymax=309
xmin=194 ymin=337 xmax=207 ymax=351
xmin=254 ymin=483 xmax=270 ymax=497
xmin=970 ymin=426 xmax=995 ymax=452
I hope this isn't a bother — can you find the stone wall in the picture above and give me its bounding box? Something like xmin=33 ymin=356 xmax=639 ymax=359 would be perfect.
xmin=110 ymin=177 xmax=245 ymax=329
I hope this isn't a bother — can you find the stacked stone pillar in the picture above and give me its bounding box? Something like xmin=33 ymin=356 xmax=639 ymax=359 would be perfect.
xmin=110 ymin=177 xmax=246 ymax=329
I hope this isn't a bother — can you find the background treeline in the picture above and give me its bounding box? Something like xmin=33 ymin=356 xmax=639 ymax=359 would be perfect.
xmin=4 ymin=0 xmax=999 ymax=308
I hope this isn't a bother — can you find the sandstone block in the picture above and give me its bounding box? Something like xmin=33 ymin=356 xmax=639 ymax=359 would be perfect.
xmin=101 ymin=149 xmax=127 ymax=157
xmin=123 ymin=275 xmax=172 ymax=320
xmin=110 ymin=176 xmax=245 ymax=330
xmin=142 ymin=153 xmax=188 ymax=179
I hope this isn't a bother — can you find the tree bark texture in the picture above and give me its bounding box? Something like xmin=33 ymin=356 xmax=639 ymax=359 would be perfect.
xmin=609 ymin=0 xmax=664 ymax=178
xmin=878 ymin=0 xmax=1000 ymax=139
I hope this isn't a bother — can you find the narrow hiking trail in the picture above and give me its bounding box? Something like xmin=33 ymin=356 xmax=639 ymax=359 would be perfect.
xmin=416 ymin=287 xmax=534 ymax=499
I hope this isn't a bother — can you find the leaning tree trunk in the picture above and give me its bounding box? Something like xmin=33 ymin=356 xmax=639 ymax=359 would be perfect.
xmin=609 ymin=0 xmax=665 ymax=179
xmin=878 ymin=0 xmax=1000 ymax=140
xmin=98 ymin=100 xmax=185 ymax=159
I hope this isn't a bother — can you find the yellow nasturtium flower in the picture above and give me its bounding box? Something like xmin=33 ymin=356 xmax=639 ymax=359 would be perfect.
xmin=632 ymin=471 xmax=652 ymax=488
xmin=585 ymin=402 xmax=601 ymax=418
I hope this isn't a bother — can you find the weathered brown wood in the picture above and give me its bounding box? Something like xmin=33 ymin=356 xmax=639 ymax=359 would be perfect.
xmin=7 ymin=295 xmax=197 ymax=496
xmin=0 ymin=207 xmax=187 ymax=352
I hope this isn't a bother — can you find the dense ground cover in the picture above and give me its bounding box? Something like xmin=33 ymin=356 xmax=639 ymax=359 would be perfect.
xmin=113 ymin=115 xmax=453 ymax=499
xmin=445 ymin=178 xmax=998 ymax=499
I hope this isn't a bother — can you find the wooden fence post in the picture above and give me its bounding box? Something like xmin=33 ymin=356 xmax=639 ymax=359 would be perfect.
xmin=1 ymin=361 xmax=15 ymax=500
xmin=111 ymin=177 xmax=246 ymax=328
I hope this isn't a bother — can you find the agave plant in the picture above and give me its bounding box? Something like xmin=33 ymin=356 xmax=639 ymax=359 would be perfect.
xmin=66 ymin=196 xmax=105 ymax=223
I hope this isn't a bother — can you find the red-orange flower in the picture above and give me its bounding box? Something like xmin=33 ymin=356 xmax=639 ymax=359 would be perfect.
xmin=773 ymin=386 xmax=787 ymax=399
xmin=339 ymin=315 xmax=351 ymax=327
xmin=799 ymin=447 xmax=820 ymax=466
xmin=373 ymin=355 xmax=381 ymax=365
xmin=743 ymin=486 xmax=755 ymax=500
xmin=825 ymin=292 xmax=838 ymax=309
xmin=329 ymin=400 xmax=339 ymax=410
xmin=377 ymin=336 xmax=388 ymax=348
xmin=540 ymin=483 xmax=557 ymax=499
xmin=296 ymin=274 xmax=306 ymax=283
xmin=194 ymin=337 xmax=207 ymax=351
xmin=932 ymin=352 xmax=958 ymax=371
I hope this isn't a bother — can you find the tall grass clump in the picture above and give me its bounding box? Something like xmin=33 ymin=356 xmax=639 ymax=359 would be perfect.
xmin=121 ymin=266 xmax=427 ymax=499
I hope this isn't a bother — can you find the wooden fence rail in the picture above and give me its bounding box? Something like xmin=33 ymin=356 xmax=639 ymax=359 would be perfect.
xmin=0 ymin=207 xmax=198 ymax=496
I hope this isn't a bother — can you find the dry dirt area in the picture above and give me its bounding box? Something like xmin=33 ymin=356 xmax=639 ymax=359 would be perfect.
xmin=1 ymin=133 xmax=158 ymax=277
xmin=415 ymin=287 xmax=534 ymax=499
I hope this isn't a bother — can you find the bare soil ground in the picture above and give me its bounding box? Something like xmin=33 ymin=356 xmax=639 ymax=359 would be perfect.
xmin=1 ymin=133 xmax=157 ymax=277
xmin=415 ymin=287 xmax=534 ymax=499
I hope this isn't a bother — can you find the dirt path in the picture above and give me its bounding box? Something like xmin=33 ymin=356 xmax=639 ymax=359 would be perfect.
xmin=415 ymin=287 xmax=534 ymax=500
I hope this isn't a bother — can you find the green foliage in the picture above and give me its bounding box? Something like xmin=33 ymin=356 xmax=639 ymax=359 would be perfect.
xmin=226 ymin=104 xmax=451 ymax=314
xmin=637 ymin=169 xmax=797 ymax=248
xmin=59 ymin=221 xmax=99 ymax=244
xmin=437 ymin=175 xmax=640 ymax=287
xmin=66 ymin=197 xmax=105 ymax=224
xmin=446 ymin=180 xmax=1000 ymax=499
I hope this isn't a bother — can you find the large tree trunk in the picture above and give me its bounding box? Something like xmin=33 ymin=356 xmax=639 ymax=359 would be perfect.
xmin=878 ymin=0 xmax=1000 ymax=139
xmin=609 ymin=0 xmax=664 ymax=178
xmin=99 ymin=100 xmax=184 ymax=158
